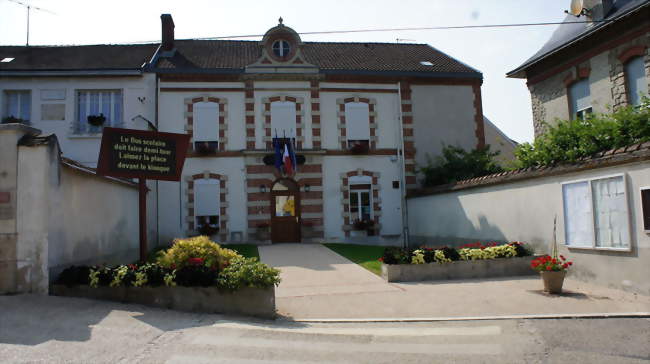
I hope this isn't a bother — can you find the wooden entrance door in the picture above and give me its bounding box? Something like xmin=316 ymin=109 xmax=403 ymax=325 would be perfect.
xmin=270 ymin=178 xmax=301 ymax=243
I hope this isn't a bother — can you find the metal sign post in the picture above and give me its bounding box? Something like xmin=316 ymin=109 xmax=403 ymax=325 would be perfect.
xmin=97 ymin=127 xmax=190 ymax=262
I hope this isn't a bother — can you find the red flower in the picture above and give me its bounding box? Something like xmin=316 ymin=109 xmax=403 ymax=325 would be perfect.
xmin=568 ymin=262 xmax=573 ymax=266
xmin=378 ymin=257 xmax=384 ymax=262
xmin=563 ymin=263 xmax=569 ymax=268
xmin=546 ymin=266 xmax=552 ymax=271
xmin=560 ymin=255 xmax=566 ymax=260
xmin=170 ymin=264 xmax=176 ymax=270
xmin=551 ymin=259 xmax=557 ymax=264
xmin=188 ymin=257 xmax=205 ymax=266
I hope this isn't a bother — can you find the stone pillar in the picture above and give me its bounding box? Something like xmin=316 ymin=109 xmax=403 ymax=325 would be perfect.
xmin=0 ymin=123 xmax=41 ymax=294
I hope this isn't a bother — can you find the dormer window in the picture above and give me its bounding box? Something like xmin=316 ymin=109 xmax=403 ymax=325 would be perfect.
xmin=272 ymin=40 xmax=291 ymax=58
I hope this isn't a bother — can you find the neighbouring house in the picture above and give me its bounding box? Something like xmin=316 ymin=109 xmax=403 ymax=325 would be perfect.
xmin=507 ymin=0 xmax=649 ymax=137
xmin=483 ymin=116 xmax=518 ymax=166
xmin=0 ymin=14 xmax=512 ymax=250
xmin=403 ymin=0 xmax=650 ymax=296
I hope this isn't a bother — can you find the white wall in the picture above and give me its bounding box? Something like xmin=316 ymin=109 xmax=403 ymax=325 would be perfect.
xmin=323 ymin=155 xmax=403 ymax=241
xmin=407 ymin=161 xmax=650 ymax=295
xmin=0 ymin=74 xmax=156 ymax=166
xmin=411 ymin=85 xmax=477 ymax=171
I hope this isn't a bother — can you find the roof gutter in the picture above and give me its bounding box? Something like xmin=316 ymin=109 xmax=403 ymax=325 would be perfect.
xmin=506 ymin=1 xmax=649 ymax=78
xmin=0 ymin=69 xmax=143 ymax=76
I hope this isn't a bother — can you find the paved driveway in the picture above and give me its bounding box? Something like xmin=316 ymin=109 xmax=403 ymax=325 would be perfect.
xmin=259 ymin=244 xmax=650 ymax=320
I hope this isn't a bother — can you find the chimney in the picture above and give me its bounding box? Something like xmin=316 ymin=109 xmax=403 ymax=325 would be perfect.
xmin=161 ymin=14 xmax=175 ymax=51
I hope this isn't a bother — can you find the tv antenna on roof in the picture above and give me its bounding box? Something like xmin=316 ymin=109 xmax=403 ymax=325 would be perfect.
xmin=5 ymin=0 xmax=57 ymax=46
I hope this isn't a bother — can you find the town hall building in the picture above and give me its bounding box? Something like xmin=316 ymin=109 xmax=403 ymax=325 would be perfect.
xmin=1 ymin=14 xmax=506 ymax=246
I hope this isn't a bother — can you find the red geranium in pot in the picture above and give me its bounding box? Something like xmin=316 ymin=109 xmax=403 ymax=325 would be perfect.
xmin=531 ymin=254 xmax=573 ymax=294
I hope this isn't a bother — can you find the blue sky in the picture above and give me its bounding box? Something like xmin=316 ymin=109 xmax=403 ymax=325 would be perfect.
xmin=0 ymin=0 xmax=572 ymax=143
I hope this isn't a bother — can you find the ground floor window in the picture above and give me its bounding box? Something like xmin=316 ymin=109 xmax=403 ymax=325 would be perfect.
xmin=349 ymin=184 xmax=372 ymax=221
xmin=562 ymin=174 xmax=630 ymax=250
xmin=194 ymin=178 xmax=220 ymax=234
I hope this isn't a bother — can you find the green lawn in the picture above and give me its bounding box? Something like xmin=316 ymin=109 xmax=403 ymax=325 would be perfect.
xmin=223 ymin=244 xmax=260 ymax=259
xmin=323 ymin=243 xmax=388 ymax=276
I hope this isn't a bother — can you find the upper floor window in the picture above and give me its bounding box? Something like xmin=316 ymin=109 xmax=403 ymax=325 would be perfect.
xmin=568 ymin=78 xmax=591 ymax=120
xmin=75 ymin=90 xmax=122 ymax=134
xmin=193 ymin=101 xmax=219 ymax=153
xmin=272 ymin=40 xmax=291 ymax=58
xmin=270 ymin=101 xmax=296 ymax=137
xmin=562 ymin=175 xmax=630 ymax=250
xmin=3 ymin=90 xmax=30 ymax=123
xmin=345 ymin=102 xmax=370 ymax=148
xmin=624 ymin=56 xmax=648 ymax=107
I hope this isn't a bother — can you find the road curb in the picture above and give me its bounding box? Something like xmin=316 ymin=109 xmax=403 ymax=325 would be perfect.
xmin=283 ymin=312 xmax=650 ymax=323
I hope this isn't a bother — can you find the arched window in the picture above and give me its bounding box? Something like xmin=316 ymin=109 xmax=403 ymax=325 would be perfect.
xmin=624 ymin=56 xmax=648 ymax=106
xmin=270 ymin=101 xmax=296 ymax=137
xmin=568 ymin=78 xmax=591 ymax=120
xmin=345 ymin=102 xmax=370 ymax=148
xmin=194 ymin=178 xmax=220 ymax=231
xmin=193 ymin=101 xmax=219 ymax=151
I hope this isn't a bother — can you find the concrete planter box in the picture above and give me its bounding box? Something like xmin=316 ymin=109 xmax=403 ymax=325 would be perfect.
xmin=51 ymin=285 xmax=276 ymax=319
xmin=381 ymin=256 xmax=537 ymax=283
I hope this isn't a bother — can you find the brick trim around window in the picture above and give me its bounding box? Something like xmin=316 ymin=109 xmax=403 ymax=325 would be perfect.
xmin=337 ymin=96 xmax=378 ymax=150
xmin=340 ymin=169 xmax=381 ymax=237
xmin=262 ymin=96 xmax=304 ymax=150
xmin=183 ymin=96 xmax=228 ymax=152
xmin=186 ymin=172 xmax=228 ymax=241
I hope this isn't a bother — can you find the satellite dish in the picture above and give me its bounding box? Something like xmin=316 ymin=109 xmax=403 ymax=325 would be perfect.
xmin=569 ymin=0 xmax=584 ymax=16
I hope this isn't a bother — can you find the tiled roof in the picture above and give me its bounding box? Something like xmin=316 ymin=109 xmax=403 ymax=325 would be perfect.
xmin=155 ymin=40 xmax=481 ymax=76
xmin=408 ymin=141 xmax=650 ymax=197
xmin=507 ymin=0 xmax=649 ymax=78
xmin=0 ymin=44 xmax=158 ymax=71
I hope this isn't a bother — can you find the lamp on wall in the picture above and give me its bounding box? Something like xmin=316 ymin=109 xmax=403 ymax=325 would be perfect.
xmin=260 ymin=185 xmax=267 ymax=193
xmin=304 ymin=184 xmax=311 ymax=193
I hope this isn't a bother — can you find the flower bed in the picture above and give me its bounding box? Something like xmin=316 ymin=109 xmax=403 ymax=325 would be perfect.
xmin=52 ymin=236 xmax=280 ymax=318
xmin=380 ymin=242 xmax=537 ymax=282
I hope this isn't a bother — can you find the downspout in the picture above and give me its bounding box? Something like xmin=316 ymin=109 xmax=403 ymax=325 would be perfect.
xmin=397 ymin=82 xmax=410 ymax=249
xmin=155 ymin=73 xmax=160 ymax=247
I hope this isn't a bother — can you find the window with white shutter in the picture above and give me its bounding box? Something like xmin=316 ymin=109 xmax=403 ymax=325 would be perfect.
xmin=193 ymin=101 xmax=219 ymax=152
xmin=568 ymin=79 xmax=591 ymax=120
xmin=345 ymin=102 xmax=370 ymax=147
xmin=75 ymin=90 xmax=122 ymax=134
xmin=270 ymin=101 xmax=296 ymax=137
xmin=624 ymin=56 xmax=648 ymax=107
xmin=194 ymin=178 xmax=220 ymax=230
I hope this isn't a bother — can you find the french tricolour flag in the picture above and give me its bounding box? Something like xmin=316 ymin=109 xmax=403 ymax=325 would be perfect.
xmin=283 ymin=144 xmax=293 ymax=175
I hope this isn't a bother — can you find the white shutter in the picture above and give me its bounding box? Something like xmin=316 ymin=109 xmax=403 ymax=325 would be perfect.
xmin=270 ymin=101 xmax=296 ymax=136
xmin=592 ymin=176 xmax=629 ymax=248
xmin=562 ymin=181 xmax=594 ymax=247
xmin=194 ymin=179 xmax=220 ymax=216
xmin=624 ymin=56 xmax=648 ymax=106
xmin=569 ymin=79 xmax=590 ymax=116
xmin=345 ymin=102 xmax=370 ymax=140
xmin=193 ymin=102 xmax=219 ymax=142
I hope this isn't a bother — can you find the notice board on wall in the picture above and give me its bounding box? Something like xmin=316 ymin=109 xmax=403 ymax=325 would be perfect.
xmin=97 ymin=127 xmax=190 ymax=181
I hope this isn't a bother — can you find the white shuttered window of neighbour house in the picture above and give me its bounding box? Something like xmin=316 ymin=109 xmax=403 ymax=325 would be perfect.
xmin=345 ymin=102 xmax=370 ymax=144
xmin=3 ymin=90 xmax=31 ymax=122
xmin=270 ymin=101 xmax=296 ymax=137
xmin=76 ymin=90 xmax=122 ymax=134
xmin=624 ymin=56 xmax=648 ymax=107
xmin=568 ymin=79 xmax=591 ymax=120
xmin=562 ymin=175 xmax=630 ymax=249
xmin=194 ymin=179 xmax=220 ymax=229
xmin=193 ymin=102 xmax=219 ymax=142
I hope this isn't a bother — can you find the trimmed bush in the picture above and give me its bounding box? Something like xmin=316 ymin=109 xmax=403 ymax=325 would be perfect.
xmin=157 ymin=235 xmax=241 ymax=270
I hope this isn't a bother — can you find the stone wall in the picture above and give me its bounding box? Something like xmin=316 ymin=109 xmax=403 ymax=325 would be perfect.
xmin=528 ymin=32 xmax=649 ymax=138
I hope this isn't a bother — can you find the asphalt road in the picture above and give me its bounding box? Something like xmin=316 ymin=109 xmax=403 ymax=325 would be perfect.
xmin=0 ymin=295 xmax=648 ymax=363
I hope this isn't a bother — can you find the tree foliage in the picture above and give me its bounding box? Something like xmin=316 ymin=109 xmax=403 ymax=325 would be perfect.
xmin=515 ymin=99 xmax=650 ymax=169
xmin=419 ymin=145 xmax=504 ymax=187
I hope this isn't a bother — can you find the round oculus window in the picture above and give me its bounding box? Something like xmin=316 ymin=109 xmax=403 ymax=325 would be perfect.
xmin=272 ymin=40 xmax=291 ymax=58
